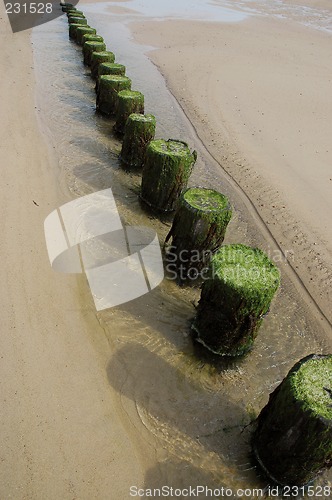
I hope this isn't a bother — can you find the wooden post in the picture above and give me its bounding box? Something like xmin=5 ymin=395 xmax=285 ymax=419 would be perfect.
xmin=192 ymin=244 xmax=280 ymax=356
xmin=140 ymin=139 xmax=197 ymax=212
xmin=96 ymin=75 xmax=132 ymax=116
xmin=66 ymin=11 xmax=84 ymax=18
xmin=165 ymin=187 xmax=232 ymax=282
xmin=83 ymin=41 xmax=106 ymax=66
xmin=69 ymin=23 xmax=87 ymax=40
xmin=75 ymin=27 xmax=97 ymax=46
xmin=114 ymin=90 xmax=144 ymax=135
xmin=62 ymin=4 xmax=74 ymax=12
xmin=120 ymin=113 xmax=156 ymax=169
xmin=253 ymin=354 xmax=332 ymax=485
xmin=81 ymin=34 xmax=104 ymax=47
xmin=90 ymin=51 xmax=115 ymax=79
xmin=68 ymin=17 xmax=88 ymax=26
xmin=95 ymin=63 xmax=126 ymax=93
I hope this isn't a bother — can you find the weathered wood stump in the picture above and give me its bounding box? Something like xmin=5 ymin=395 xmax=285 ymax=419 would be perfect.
xmin=81 ymin=34 xmax=104 ymax=47
xmin=62 ymin=3 xmax=74 ymax=12
xmin=66 ymin=10 xmax=84 ymax=18
xmin=114 ymin=90 xmax=144 ymax=135
xmin=140 ymin=139 xmax=197 ymax=212
xmin=96 ymin=75 xmax=132 ymax=116
xmin=95 ymin=63 xmax=126 ymax=93
xmin=83 ymin=41 xmax=106 ymax=66
xmin=253 ymin=354 xmax=332 ymax=485
xmin=120 ymin=113 xmax=156 ymax=169
xmin=192 ymin=244 xmax=280 ymax=356
xmin=68 ymin=16 xmax=88 ymax=26
xmin=75 ymin=27 xmax=97 ymax=46
xmin=165 ymin=187 xmax=232 ymax=282
xmin=69 ymin=23 xmax=87 ymax=40
xmin=90 ymin=51 xmax=115 ymax=79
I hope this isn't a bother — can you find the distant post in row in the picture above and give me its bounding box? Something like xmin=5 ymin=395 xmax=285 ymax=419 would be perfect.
xmin=192 ymin=244 xmax=280 ymax=356
xmin=140 ymin=139 xmax=197 ymax=212
xmin=96 ymin=63 xmax=126 ymax=93
xmin=90 ymin=51 xmax=115 ymax=79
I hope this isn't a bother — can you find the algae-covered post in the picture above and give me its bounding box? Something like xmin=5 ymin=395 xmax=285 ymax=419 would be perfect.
xmin=165 ymin=187 xmax=232 ymax=281
xmin=82 ymin=34 xmax=104 ymax=46
xmin=192 ymin=244 xmax=280 ymax=356
xmin=83 ymin=41 xmax=107 ymax=66
xmin=114 ymin=91 xmax=144 ymax=135
xmin=75 ymin=27 xmax=97 ymax=45
xmin=90 ymin=52 xmax=116 ymax=79
xmin=69 ymin=23 xmax=87 ymax=40
xmin=62 ymin=3 xmax=74 ymax=12
xmin=95 ymin=63 xmax=126 ymax=93
xmin=253 ymin=354 xmax=332 ymax=485
xmin=96 ymin=75 xmax=132 ymax=116
xmin=66 ymin=11 xmax=85 ymax=18
xmin=120 ymin=113 xmax=156 ymax=169
xmin=140 ymin=139 xmax=197 ymax=212
xmin=68 ymin=16 xmax=88 ymax=26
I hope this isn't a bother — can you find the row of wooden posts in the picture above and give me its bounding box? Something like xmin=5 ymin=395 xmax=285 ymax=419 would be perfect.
xmin=61 ymin=3 xmax=332 ymax=487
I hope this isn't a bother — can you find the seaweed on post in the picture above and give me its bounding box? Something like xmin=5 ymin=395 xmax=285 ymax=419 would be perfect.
xmin=114 ymin=90 xmax=144 ymax=135
xmin=95 ymin=63 xmax=126 ymax=93
xmin=253 ymin=354 xmax=332 ymax=485
xmin=90 ymin=51 xmax=116 ymax=79
xmin=140 ymin=139 xmax=197 ymax=212
xmin=75 ymin=27 xmax=97 ymax=46
xmin=192 ymin=244 xmax=280 ymax=356
xmin=83 ymin=41 xmax=107 ymax=66
xmin=96 ymin=75 xmax=132 ymax=116
xmin=165 ymin=187 xmax=232 ymax=282
xmin=120 ymin=113 xmax=156 ymax=169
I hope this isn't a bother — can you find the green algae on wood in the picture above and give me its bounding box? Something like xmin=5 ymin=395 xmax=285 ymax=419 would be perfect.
xmin=90 ymin=51 xmax=115 ymax=79
xmin=66 ymin=11 xmax=84 ymax=18
xmin=62 ymin=3 xmax=74 ymax=12
xmin=83 ymin=41 xmax=107 ymax=66
xmin=68 ymin=16 xmax=88 ymax=26
xmin=120 ymin=113 xmax=156 ymax=169
xmin=81 ymin=34 xmax=104 ymax=47
xmin=165 ymin=187 xmax=232 ymax=282
xmin=140 ymin=139 xmax=197 ymax=212
xmin=69 ymin=23 xmax=86 ymax=40
xmin=253 ymin=354 xmax=332 ymax=485
xmin=114 ymin=90 xmax=144 ymax=135
xmin=192 ymin=244 xmax=280 ymax=356
xmin=75 ymin=27 xmax=97 ymax=46
xmin=95 ymin=63 xmax=126 ymax=93
xmin=96 ymin=75 xmax=132 ymax=116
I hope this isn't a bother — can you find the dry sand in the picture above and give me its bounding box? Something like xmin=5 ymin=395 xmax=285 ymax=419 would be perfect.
xmin=0 ymin=5 xmax=145 ymax=498
xmin=131 ymin=1 xmax=332 ymax=326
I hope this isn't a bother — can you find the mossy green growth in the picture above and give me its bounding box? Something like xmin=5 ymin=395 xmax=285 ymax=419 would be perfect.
xmin=82 ymin=34 xmax=104 ymax=45
xmin=114 ymin=90 xmax=145 ymax=135
xmin=68 ymin=17 xmax=88 ymax=26
xmin=98 ymin=63 xmax=126 ymax=77
xmin=90 ymin=51 xmax=116 ymax=79
xmin=141 ymin=139 xmax=197 ymax=212
xmin=120 ymin=113 xmax=156 ymax=168
xmin=66 ymin=10 xmax=84 ymax=18
xmin=193 ymin=244 xmax=280 ymax=356
xmin=96 ymin=75 xmax=132 ymax=115
xmin=164 ymin=187 xmax=232 ymax=281
xmin=83 ymin=41 xmax=107 ymax=66
xmin=69 ymin=23 xmax=85 ymax=39
xmin=253 ymin=354 xmax=332 ymax=486
xmin=210 ymin=244 xmax=280 ymax=316
xmin=290 ymin=356 xmax=332 ymax=420
xmin=76 ymin=27 xmax=96 ymax=45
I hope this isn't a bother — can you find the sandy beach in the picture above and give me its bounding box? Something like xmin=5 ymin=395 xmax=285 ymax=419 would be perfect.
xmin=1 ymin=0 xmax=332 ymax=498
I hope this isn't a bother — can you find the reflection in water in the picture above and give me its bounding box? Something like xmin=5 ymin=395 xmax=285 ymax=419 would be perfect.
xmin=33 ymin=10 xmax=331 ymax=497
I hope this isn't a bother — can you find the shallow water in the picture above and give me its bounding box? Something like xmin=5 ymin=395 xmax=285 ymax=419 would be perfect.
xmin=33 ymin=5 xmax=331 ymax=497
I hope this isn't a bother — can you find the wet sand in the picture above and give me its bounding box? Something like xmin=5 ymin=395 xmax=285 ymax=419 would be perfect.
xmin=1 ymin=0 xmax=332 ymax=498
